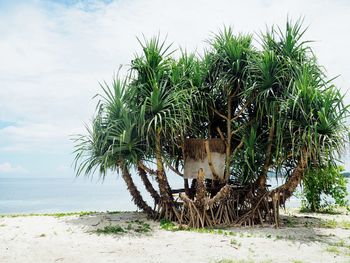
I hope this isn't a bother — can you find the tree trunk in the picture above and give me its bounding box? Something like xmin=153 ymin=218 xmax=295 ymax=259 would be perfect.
xmin=224 ymin=96 xmax=232 ymax=181
xmin=195 ymin=168 xmax=206 ymax=208
xmin=270 ymin=158 xmax=306 ymax=204
xmin=155 ymin=129 xmax=179 ymax=220
xmin=120 ymin=165 xmax=154 ymax=217
xmin=137 ymin=165 xmax=160 ymax=206
xmin=257 ymin=122 xmax=275 ymax=189
xmin=205 ymin=140 xmax=219 ymax=180
xmin=155 ymin=129 xmax=173 ymax=201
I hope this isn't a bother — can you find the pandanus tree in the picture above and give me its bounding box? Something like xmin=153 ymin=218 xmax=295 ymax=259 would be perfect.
xmin=241 ymin=20 xmax=349 ymax=203
xmin=74 ymin=19 xmax=349 ymax=226
xmin=74 ymin=78 xmax=155 ymax=216
xmin=75 ymin=37 xmax=199 ymax=220
xmin=127 ymin=37 xmax=198 ymax=220
xmin=200 ymin=28 xmax=254 ymax=181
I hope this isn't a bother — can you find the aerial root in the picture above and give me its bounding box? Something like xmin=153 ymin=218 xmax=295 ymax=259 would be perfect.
xmin=173 ymin=185 xmax=277 ymax=228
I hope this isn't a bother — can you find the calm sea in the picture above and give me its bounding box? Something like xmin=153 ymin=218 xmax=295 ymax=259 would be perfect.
xmin=0 ymin=174 xmax=182 ymax=214
xmin=0 ymin=175 xmax=347 ymax=214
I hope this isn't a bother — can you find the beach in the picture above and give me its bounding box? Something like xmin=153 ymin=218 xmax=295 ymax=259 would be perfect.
xmin=1 ymin=210 xmax=350 ymax=263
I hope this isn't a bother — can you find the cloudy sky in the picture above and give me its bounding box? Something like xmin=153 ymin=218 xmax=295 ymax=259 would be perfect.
xmin=0 ymin=0 xmax=349 ymax=178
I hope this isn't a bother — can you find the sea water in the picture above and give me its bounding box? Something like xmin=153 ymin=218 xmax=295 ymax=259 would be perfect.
xmin=0 ymin=175 xmax=349 ymax=214
xmin=0 ymin=175 xmax=156 ymax=214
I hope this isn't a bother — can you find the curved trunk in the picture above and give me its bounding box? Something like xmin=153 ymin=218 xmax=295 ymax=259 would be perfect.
xmin=137 ymin=165 xmax=160 ymax=205
xmin=155 ymin=129 xmax=174 ymax=201
xmin=270 ymin=159 xmax=306 ymax=204
xmin=257 ymin=123 xmax=275 ymax=189
xmin=155 ymin=129 xmax=180 ymax=220
xmin=120 ymin=165 xmax=154 ymax=217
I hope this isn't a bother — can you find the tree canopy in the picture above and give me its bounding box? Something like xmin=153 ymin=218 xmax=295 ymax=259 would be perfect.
xmin=74 ymin=19 xmax=349 ymax=226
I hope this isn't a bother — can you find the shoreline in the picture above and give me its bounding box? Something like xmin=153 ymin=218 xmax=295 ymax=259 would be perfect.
xmin=1 ymin=210 xmax=350 ymax=262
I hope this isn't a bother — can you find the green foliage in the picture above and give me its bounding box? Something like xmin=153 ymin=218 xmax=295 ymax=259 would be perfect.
xmin=96 ymin=220 xmax=152 ymax=235
xmin=159 ymin=218 xmax=177 ymax=230
xmin=96 ymin=225 xmax=126 ymax=235
xmin=326 ymin=246 xmax=341 ymax=255
xmin=73 ymin=18 xmax=349 ymax=211
xmin=301 ymin=165 xmax=348 ymax=212
xmin=130 ymin=219 xmax=151 ymax=233
xmin=159 ymin=220 xmax=242 ymax=236
xmin=214 ymin=260 xmax=255 ymax=263
xmin=230 ymin=238 xmax=241 ymax=247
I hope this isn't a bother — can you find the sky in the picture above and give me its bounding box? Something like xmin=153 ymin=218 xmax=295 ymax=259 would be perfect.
xmin=0 ymin=0 xmax=350 ymax=178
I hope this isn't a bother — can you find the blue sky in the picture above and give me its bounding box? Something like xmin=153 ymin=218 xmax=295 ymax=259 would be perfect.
xmin=1 ymin=0 xmax=350 ymax=178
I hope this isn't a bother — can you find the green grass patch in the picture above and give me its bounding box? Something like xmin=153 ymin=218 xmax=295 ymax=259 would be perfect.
xmin=339 ymin=220 xmax=350 ymax=229
xmin=96 ymin=225 xmax=126 ymax=235
xmin=299 ymin=206 xmax=342 ymax=215
xmin=214 ymin=260 xmax=273 ymax=263
xmin=0 ymin=211 xmax=99 ymax=218
xmin=131 ymin=220 xmax=151 ymax=233
xmin=159 ymin=219 xmax=241 ymax=237
xmin=319 ymin=219 xmax=350 ymax=229
xmin=0 ymin=211 xmax=128 ymax=218
xmin=326 ymin=246 xmax=341 ymax=255
xmin=96 ymin=220 xmax=152 ymax=235
xmin=284 ymin=217 xmax=298 ymax=227
xmin=320 ymin=219 xmax=337 ymax=228
xmin=214 ymin=260 xmax=254 ymax=263
xmin=230 ymin=238 xmax=241 ymax=247
xmin=159 ymin=219 xmax=177 ymax=230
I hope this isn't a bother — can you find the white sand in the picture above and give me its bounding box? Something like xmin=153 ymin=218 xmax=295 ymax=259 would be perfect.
xmin=1 ymin=211 xmax=350 ymax=263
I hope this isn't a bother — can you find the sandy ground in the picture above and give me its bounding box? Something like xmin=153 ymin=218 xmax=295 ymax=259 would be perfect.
xmin=1 ymin=211 xmax=350 ymax=263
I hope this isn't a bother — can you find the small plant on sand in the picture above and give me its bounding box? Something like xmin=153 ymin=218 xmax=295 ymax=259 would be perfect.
xmin=96 ymin=225 xmax=126 ymax=235
xmin=0 ymin=211 xmax=98 ymax=218
xmin=133 ymin=221 xmax=151 ymax=233
xmin=326 ymin=246 xmax=341 ymax=255
xmin=339 ymin=220 xmax=350 ymax=229
xmin=214 ymin=260 xmax=254 ymax=263
xmin=159 ymin=220 xmax=242 ymax=237
xmin=284 ymin=217 xmax=298 ymax=227
xmin=320 ymin=219 xmax=338 ymax=228
xmin=160 ymin=219 xmax=177 ymax=231
xmin=230 ymin=238 xmax=241 ymax=247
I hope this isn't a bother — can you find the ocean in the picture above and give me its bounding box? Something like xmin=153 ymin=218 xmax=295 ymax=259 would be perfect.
xmin=0 ymin=174 xmax=182 ymax=214
xmin=0 ymin=175 xmax=343 ymax=214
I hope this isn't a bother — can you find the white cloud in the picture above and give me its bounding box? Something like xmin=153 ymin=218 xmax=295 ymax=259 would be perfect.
xmin=0 ymin=162 xmax=27 ymax=174
xmin=0 ymin=122 xmax=79 ymax=152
